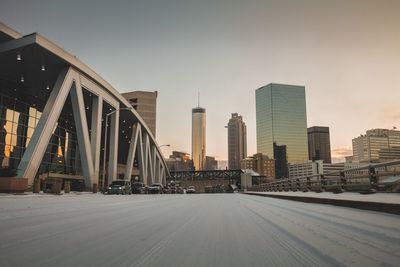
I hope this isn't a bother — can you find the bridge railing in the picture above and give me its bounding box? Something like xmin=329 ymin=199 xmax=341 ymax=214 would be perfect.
xmin=249 ymin=160 xmax=400 ymax=193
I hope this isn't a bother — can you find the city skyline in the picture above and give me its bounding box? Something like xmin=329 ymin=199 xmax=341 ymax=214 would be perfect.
xmin=1 ymin=0 xmax=399 ymax=162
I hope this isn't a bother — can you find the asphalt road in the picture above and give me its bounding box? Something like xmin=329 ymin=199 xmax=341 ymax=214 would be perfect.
xmin=0 ymin=193 xmax=399 ymax=267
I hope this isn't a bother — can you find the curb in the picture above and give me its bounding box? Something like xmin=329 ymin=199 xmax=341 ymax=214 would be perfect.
xmin=244 ymin=192 xmax=400 ymax=215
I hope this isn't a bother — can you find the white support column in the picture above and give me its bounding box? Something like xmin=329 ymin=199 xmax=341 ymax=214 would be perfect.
xmin=108 ymin=104 xmax=120 ymax=183
xmin=137 ymin=128 xmax=146 ymax=183
xmin=155 ymin=156 xmax=161 ymax=183
xmin=90 ymin=95 xmax=103 ymax=186
xmin=152 ymin=146 xmax=157 ymax=182
xmin=145 ymin=134 xmax=154 ymax=184
xmin=124 ymin=124 xmax=140 ymax=179
xmin=70 ymin=79 xmax=95 ymax=190
xmin=17 ymin=68 xmax=73 ymax=185
xmin=160 ymin=165 xmax=165 ymax=185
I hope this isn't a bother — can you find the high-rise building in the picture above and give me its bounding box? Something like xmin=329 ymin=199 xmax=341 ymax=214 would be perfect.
xmin=192 ymin=107 xmax=206 ymax=170
xmin=122 ymin=91 xmax=158 ymax=136
xmin=308 ymin=126 xmax=332 ymax=163
xmin=227 ymin=113 xmax=247 ymax=169
xmin=255 ymin=83 xmax=308 ymax=164
xmin=241 ymin=153 xmax=275 ymax=178
xmin=352 ymin=128 xmax=400 ymax=163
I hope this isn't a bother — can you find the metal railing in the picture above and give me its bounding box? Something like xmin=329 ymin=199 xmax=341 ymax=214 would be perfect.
xmin=249 ymin=160 xmax=400 ymax=193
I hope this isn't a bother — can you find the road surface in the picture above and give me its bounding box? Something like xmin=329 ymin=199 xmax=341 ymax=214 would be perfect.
xmin=0 ymin=193 xmax=399 ymax=266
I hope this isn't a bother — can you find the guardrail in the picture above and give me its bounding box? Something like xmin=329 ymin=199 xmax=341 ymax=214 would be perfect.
xmin=249 ymin=160 xmax=400 ymax=193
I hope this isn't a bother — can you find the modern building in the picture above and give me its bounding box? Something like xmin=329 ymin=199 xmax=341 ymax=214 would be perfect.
xmin=352 ymin=128 xmax=400 ymax=163
xmin=273 ymin=142 xmax=288 ymax=179
xmin=308 ymin=126 xmax=331 ymax=163
xmin=192 ymin=107 xmax=206 ymax=170
xmin=0 ymin=22 xmax=169 ymax=193
xmin=322 ymin=162 xmax=345 ymax=180
xmin=241 ymin=153 xmax=275 ymax=179
xmin=205 ymin=156 xmax=218 ymax=170
xmin=122 ymin=91 xmax=157 ymax=137
xmin=288 ymin=160 xmax=323 ymax=179
xmin=227 ymin=113 xmax=247 ymax=169
xmin=256 ymin=83 xmax=309 ymax=164
xmin=217 ymin=160 xmax=228 ymax=170
xmin=166 ymin=151 xmax=192 ymax=172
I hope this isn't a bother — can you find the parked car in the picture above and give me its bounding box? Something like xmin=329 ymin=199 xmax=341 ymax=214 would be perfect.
xmin=187 ymin=186 xmax=196 ymax=194
xmin=132 ymin=182 xmax=147 ymax=194
xmin=148 ymin=183 xmax=164 ymax=194
xmin=177 ymin=187 xmax=185 ymax=194
xmin=107 ymin=180 xmax=132 ymax=195
xmin=163 ymin=186 xmax=171 ymax=194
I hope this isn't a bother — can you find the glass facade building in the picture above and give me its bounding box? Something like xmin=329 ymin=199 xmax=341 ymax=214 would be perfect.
xmin=256 ymin=83 xmax=309 ymax=164
xmin=0 ymin=86 xmax=82 ymax=176
xmin=0 ymin=22 xmax=169 ymax=192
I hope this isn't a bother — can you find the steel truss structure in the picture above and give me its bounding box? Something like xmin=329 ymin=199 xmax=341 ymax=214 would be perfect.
xmin=170 ymin=170 xmax=243 ymax=182
xmin=0 ymin=22 xmax=169 ymax=190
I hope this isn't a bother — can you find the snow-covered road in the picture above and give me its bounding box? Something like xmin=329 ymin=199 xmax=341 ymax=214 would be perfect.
xmin=0 ymin=193 xmax=399 ymax=267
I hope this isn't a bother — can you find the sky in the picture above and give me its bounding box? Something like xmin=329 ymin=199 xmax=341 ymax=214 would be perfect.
xmin=1 ymin=0 xmax=399 ymax=162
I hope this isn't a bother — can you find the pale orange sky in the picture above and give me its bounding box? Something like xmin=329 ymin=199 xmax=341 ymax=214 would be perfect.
xmin=1 ymin=0 xmax=399 ymax=162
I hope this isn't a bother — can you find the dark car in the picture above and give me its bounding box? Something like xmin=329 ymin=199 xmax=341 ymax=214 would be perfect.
xmin=132 ymin=182 xmax=147 ymax=194
xmin=107 ymin=180 xmax=132 ymax=195
xmin=148 ymin=183 xmax=164 ymax=194
xmin=177 ymin=187 xmax=185 ymax=194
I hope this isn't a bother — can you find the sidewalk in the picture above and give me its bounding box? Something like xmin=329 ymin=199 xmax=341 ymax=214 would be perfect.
xmin=0 ymin=191 xmax=96 ymax=198
xmin=244 ymin=191 xmax=400 ymax=215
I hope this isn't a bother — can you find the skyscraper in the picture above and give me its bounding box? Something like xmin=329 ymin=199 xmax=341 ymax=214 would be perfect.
xmin=192 ymin=107 xmax=206 ymax=170
xmin=308 ymin=126 xmax=332 ymax=163
xmin=227 ymin=113 xmax=247 ymax=169
xmin=122 ymin=91 xmax=158 ymax=136
xmin=256 ymin=83 xmax=308 ymax=165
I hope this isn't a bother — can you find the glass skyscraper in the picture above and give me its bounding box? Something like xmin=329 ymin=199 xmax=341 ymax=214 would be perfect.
xmin=256 ymin=83 xmax=308 ymax=164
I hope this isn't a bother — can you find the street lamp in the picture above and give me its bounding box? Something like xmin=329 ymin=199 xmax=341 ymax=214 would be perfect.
xmin=101 ymin=107 xmax=133 ymax=191
xmin=159 ymin=144 xmax=170 ymax=148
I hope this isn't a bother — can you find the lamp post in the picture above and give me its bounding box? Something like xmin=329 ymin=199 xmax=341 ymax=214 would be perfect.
xmin=159 ymin=144 xmax=170 ymax=148
xmin=102 ymin=107 xmax=132 ymax=191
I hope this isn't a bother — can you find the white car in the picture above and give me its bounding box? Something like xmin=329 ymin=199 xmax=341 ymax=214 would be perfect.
xmin=186 ymin=186 xmax=196 ymax=194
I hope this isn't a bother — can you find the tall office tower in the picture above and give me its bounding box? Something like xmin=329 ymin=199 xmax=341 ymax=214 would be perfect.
xmin=352 ymin=128 xmax=400 ymax=163
xmin=256 ymin=83 xmax=309 ymax=165
xmin=227 ymin=113 xmax=247 ymax=169
xmin=122 ymin=91 xmax=158 ymax=137
xmin=308 ymin=126 xmax=332 ymax=163
xmin=192 ymin=107 xmax=206 ymax=170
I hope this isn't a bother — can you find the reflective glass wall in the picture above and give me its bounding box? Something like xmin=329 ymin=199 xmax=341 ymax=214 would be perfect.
xmin=0 ymin=79 xmax=82 ymax=176
xmin=256 ymin=84 xmax=308 ymax=164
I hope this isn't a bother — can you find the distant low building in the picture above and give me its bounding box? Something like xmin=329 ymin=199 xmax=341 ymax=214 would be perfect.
xmin=352 ymin=128 xmax=400 ymax=163
xmin=166 ymin=151 xmax=193 ymax=171
xmin=288 ymin=160 xmax=323 ymax=179
xmin=241 ymin=153 xmax=275 ymax=179
xmin=205 ymin=156 xmax=218 ymax=170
